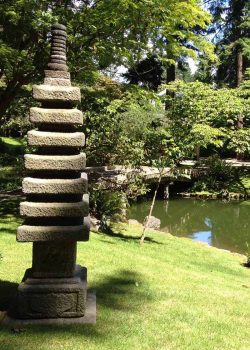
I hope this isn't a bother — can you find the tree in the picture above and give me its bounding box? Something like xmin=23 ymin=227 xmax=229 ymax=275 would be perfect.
xmin=0 ymin=0 xmax=214 ymax=127
xmin=164 ymin=80 xmax=245 ymax=158
xmin=123 ymin=55 xmax=164 ymax=91
xmin=210 ymin=0 xmax=250 ymax=86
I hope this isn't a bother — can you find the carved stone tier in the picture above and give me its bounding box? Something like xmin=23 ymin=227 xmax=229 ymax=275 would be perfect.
xmin=44 ymin=78 xmax=71 ymax=86
xmin=30 ymin=107 xmax=83 ymax=125
xmin=23 ymin=175 xmax=88 ymax=194
xmin=28 ymin=131 xmax=85 ymax=147
xmin=17 ymin=219 xmax=90 ymax=242
xmin=20 ymin=196 xmax=89 ymax=217
xmin=44 ymin=70 xmax=70 ymax=79
xmin=24 ymin=153 xmax=86 ymax=171
xmin=33 ymin=85 xmax=81 ymax=103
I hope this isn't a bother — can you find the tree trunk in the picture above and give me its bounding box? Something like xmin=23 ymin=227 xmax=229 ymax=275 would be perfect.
xmin=196 ymin=146 xmax=200 ymax=161
xmin=236 ymin=50 xmax=243 ymax=88
xmin=165 ymin=63 xmax=176 ymax=111
xmin=167 ymin=64 xmax=176 ymax=84
xmin=236 ymin=50 xmax=244 ymax=160
xmin=140 ymin=170 xmax=162 ymax=245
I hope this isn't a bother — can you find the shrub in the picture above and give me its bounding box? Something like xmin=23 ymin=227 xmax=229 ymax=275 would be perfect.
xmin=192 ymin=155 xmax=246 ymax=193
xmin=90 ymin=190 xmax=128 ymax=223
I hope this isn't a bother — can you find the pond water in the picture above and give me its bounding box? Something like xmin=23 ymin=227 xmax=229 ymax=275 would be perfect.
xmin=128 ymin=199 xmax=250 ymax=255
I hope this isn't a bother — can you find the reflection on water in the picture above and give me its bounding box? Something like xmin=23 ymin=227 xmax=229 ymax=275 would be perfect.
xmin=128 ymin=199 xmax=250 ymax=254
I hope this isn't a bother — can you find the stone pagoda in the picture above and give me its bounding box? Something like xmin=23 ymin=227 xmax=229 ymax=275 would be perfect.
xmin=15 ymin=23 xmax=90 ymax=322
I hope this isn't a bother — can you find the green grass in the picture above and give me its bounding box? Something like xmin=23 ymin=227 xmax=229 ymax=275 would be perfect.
xmin=0 ymin=137 xmax=25 ymax=147
xmin=0 ymin=198 xmax=250 ymax=350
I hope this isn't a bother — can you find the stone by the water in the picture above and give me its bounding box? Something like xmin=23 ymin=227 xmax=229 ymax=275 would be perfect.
xmin=144 ymin=216 xmax=161 ymax=230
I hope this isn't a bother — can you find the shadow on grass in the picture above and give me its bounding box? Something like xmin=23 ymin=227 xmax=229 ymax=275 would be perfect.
xmin=0 ymin=270 xmax=151 ymax=339
xmin=93 ymin=269 xmax=152 ymax=311
xmin=0 ymin=227 xmax=18 ymax=235
xmin=100 ymin=225 xmax=163 ymax=244
xmin=0 ymin=280 xmax=18 ymax=312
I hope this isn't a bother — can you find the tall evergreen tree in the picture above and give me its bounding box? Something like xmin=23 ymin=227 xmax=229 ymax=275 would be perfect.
xmin=215 ymin=0 xmax=250 ymax=86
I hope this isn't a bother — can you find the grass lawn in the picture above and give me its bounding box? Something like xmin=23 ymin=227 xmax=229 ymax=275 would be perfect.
xmin=0 ymin=137 xmax=25 ymax=147
xmin=0 ymin=198 xmax=250 ymax=350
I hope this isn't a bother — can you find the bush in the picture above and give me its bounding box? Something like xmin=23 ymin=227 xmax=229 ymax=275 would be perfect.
xmin=0 ymin=154 xmax=24 ymax=192
xmin=192 ymin=155 xmax=246 ymax=193
xmin=90 ymin=190 xmax=128 ymax=223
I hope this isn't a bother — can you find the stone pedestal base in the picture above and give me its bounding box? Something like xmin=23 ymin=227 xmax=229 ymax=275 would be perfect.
xmin=1 ymin=290 xmax=96 ymax=326
xmin=16 ymin=265 xmax=87 ymax=319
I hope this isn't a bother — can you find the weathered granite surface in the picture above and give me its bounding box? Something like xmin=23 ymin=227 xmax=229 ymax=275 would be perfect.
xmin=17 ymin=219 xmax=90 ymax=242
xmin=14 ymin=23 xmax=90 ymax=322
xmin=44 ymin=70 xmax=70 ymax=79
xmin=24 ymin=153 xmax=86 ymax=171
xmin=23 ymin=176 xmax=88 ymax=194
xmin=30 ymin=107 xmax=83 ymax=124
xmin=28 ymin=130 xmax=85 ymax=147
xmin=17 ymin=266 xmax=87 ymax=319
xmin=44 ymin=78 xmax=71 ymax=86
xmin=20 ymin=196 xmax=89 ymax=217
xmin=2 ymin=290 xmax=96 ymax=326
xmin=33 ymin=85 xmax=81 ymax=103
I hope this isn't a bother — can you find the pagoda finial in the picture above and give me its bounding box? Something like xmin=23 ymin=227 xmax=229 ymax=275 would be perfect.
xmin=47 ymin=23 xmax=68 ymax=72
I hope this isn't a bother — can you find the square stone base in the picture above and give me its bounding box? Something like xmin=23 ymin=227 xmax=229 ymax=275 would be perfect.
xmin=10 ymin=265 xmax=89 ymax=320
xmin=1 ymin=290 xmax=96 ymax=326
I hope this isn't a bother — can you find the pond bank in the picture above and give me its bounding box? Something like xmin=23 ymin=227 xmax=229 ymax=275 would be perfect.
xmin=175 ymin=191 xmax=249 ymax=200
xmin=128 ymin=198 xmax=250 ymax=255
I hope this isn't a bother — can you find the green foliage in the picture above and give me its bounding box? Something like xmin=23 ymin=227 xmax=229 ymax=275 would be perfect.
xmin=0 ymin=0 xmax=214 ymax=131
xmin=228 ymin=129 xmax=250 ymax=156
xmin=90 ymin=190 xmax=127 ymax=222
xmin=165 ymin=80 xmax=248 ymax=158
xmin=0 ymin=137 xmax=25 ymax=156
xmin=192 ymin=155 xmax=247 ymax=193
xmin=84 ymin=82 xmax=167 ymax=166
xmin=190 ymin=124 xmax=224 ymax=149
xmin=0 ymin=139 xmax=24 ymax=192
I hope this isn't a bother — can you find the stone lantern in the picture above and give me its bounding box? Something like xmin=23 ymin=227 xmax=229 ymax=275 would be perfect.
xmin=11 ymin=24 xmax=92 ymax=323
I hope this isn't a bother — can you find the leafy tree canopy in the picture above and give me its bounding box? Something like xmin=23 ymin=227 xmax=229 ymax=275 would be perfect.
xmin=0 ymin=0 xmax=215 ymax=119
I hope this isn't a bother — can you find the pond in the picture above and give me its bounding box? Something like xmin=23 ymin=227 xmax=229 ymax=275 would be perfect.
xmin=128 ymin=199 xmax=250 ymax=255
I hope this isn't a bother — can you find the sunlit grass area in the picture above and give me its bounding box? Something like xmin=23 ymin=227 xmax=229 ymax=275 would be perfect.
xmin=0 ymin=198 xmax=249 ymax=350
xmin=0 ymin=137 xmax=25 ymax=146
